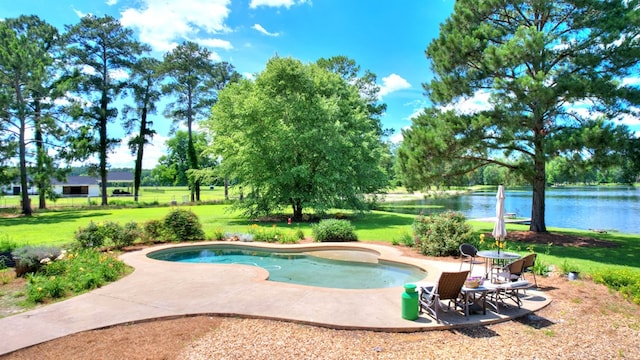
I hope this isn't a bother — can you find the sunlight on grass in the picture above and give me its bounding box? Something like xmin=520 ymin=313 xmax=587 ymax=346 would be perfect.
xmin=0 ymin=199 xmax=638 ymax=277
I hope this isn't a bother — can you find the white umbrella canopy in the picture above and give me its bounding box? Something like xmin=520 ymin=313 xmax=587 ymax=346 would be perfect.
xmin=492 ymin=185 xmax=507 ymax=243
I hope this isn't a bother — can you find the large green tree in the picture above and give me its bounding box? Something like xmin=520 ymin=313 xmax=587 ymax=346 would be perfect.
xmin=122 ymin=57 xmax=162 ymax=202
xmin=65 ymin=15 xmax=148 ymax=206
xmin=161 ymin=41 xmax=240 ymax=202
xmin=397 ymin=0 xmax=640 ymax=232
xmin=0 ymin=15 xmax=66 ymax=215
xmin=206 ymin=57 xmax=388 ymax=220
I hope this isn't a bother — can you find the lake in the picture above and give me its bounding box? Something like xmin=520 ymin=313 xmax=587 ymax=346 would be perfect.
xmin=380 ymin=186 xmax=640 ymax=234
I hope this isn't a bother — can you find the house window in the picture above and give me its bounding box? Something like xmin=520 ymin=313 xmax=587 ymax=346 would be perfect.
xmin=63 ymin=186 xmax=89 ymax=195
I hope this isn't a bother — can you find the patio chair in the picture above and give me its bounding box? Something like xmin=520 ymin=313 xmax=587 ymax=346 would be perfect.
xmin=418 ymin=270 xmax=469 ymax=322
xmin=486 ymin=280 xmax=532 ymax=311
xmin=493 ymin=257 xmax=526 ymax=283
xmin=459 ymin=243 xmax=479 ymax=272
xmin=521 ymin=253 xmax=538 ymax=287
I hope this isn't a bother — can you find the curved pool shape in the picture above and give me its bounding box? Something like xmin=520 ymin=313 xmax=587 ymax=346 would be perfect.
xmin=148 ymin=245 xmax=427 ymax=289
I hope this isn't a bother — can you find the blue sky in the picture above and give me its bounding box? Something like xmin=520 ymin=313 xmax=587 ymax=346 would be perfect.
xmin=3 ymin=0 xmax=638 ymax=170
xmin=2 ymin=0 xmax=455 ymax=168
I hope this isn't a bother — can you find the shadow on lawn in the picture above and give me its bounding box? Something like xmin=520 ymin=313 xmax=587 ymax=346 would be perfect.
xmin=0 ymin=211 xmax=112 ymax=227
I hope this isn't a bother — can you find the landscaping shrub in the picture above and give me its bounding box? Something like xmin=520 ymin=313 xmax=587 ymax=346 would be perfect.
xmin=392 ymin=230 xmax=415 ymax=247
xmin=11 ymin=246 xmax=62 ymax=277
xmin=593 ymin=269 xmax=640 ymax=305
xmin=113 ymin=221 xmax=141 ymax=249
xmin=75 ymin=221 xmax=141 ymax=250
xmin=312 ymin=219 xmax=357 ymax=242
xmin=248 ymin=224 xmax=300 ymax=243
xmin=75 ymin=221 xmax=105 ymax=248
xmin=143 ymin=219 xmax=166 ymax=242
xmin=163 ymin=208 xmax=205 ymax=241
xmin=25 ymin=248 xmax=127 ymax=303
xmin=412 ymin=211 xmax=473 ymax=256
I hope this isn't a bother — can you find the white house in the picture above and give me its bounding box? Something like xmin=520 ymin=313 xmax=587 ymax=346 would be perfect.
xmin=51 ymin=176 xmax=100 ymax=197
xmin=4 ymin=172 xmax=135 ymax=197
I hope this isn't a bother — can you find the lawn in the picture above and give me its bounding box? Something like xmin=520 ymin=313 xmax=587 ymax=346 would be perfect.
xmin=0 ymin=186 xmax=228 ymax=209
xmin=1 ymin=202 xmax=639 ymax=277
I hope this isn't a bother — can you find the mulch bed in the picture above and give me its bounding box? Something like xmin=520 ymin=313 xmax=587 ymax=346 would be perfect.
xmin=503 ymin=230 xmax=619 ymax=248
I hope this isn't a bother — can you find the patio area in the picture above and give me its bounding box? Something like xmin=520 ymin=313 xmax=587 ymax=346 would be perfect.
xmin=0 ymin=242 xmax=551 ymax=356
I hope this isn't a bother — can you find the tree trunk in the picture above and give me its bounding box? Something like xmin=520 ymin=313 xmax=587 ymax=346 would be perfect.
xmin=19 ymin=118 xmax=32 ymax=216
xmin=15 ymin=84 xmax=32 ymax=216
xmin=133 ymin=108 xmax=147 ymax=203
xmin=100 ymin=93 xmax=109 ymax=206
xmin=224 ymin=177 xmax=229 ymax=200
xmin=34 ymin=103 xmax=47 ymax=210
xmin=530 ymin=131 xmax=547 ymax=232
xmin=291 ymin=198 xmax=303 ymax=221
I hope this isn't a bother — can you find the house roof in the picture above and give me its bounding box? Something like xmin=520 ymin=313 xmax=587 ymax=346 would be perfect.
xmin=51 ymin=176 xmax=99 ymax=186
xmin=107 ymin=171 xmax=134 ymax=182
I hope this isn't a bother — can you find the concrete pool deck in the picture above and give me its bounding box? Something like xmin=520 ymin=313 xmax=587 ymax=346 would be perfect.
xmin=0 ymin=242 xmax=551 ymax=356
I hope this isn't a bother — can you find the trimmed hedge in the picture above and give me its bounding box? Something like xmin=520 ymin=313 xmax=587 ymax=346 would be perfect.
xmin=312 ymin=219 xmax=357 ymax=242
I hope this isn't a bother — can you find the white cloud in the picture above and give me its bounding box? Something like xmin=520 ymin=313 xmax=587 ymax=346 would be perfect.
xmin=106 ymin=0 xmax=118 ymax=5
xmin=252 ymin=24 xmax=280 ymax=37
xmin=442 ymin=90 xmax=492 ymax=115
xmin=120 ymin=0 xmax=232 ymax=52
xmin=378 ymin=74 xmax=411 ymax=98
xmin=249 ymin=0 xmax=308 ymax=9
xmin=73 ymin=8 xmax=88 ymax=18
xmin=614 ymin=107 xmax=640 ymax=128
xmin=622 ymin=77 xmax=640 ymax=87
xmin=108 ymin=134 xmax=169 ymax=169
xmin=390 ymin=128 xmax=409 ymax=144
xmin=109 ymin=68 xmax=129 ymax=81
xmin=194 ymin=38 xmax=233 ymax=50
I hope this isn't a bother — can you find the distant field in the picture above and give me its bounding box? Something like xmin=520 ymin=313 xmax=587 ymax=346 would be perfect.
xmin=0 ymin=186 xmax=230 ymax=208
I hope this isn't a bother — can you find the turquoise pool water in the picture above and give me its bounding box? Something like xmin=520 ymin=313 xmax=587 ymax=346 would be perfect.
xmin=148 ymin=245 xmax=427 ymax=289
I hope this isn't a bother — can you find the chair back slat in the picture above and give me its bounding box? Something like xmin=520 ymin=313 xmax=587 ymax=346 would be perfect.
xmin=436 ymin=271 xmax=469 ymax=300
xmin=522 ymin=253 xmax=536 ymax=268
xmin=507 ymin=258 xmax=525 ymax=275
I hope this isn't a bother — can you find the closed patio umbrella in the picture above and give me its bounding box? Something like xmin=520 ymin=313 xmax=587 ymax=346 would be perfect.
xmin=492 ymin=185 xmax=507 ymax=253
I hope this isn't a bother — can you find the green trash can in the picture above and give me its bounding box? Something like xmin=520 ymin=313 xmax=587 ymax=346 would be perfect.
xmin=401 ymin=283 xmax=419 ymax=320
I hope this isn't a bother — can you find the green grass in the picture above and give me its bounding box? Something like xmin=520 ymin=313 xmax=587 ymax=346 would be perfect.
xmin=468 ymin=220 xmax=640 ymax=273
xmin=1 ymin=203 xmax=639 ymax=276
xmin=0 ymin=186 xmax=229 ymax=208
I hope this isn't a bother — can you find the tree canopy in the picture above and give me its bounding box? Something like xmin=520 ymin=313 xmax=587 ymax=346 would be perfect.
xmin=65 ymin=15 xmax=148 ymax=206
xmin=206 ymin=57 xmax=388 ymax=220
xmin=162 ymin=41 xmax=240 ymax=202
xmin=397 ymin=0 xmax=640 ymax=232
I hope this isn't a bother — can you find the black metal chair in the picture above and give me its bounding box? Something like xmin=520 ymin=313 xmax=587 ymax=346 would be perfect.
xmin=459 ymin=243 xmax=478 ymax=272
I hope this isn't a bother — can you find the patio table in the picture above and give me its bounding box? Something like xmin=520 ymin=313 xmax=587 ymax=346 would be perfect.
xmin=477 ymin=250 xmax=521 ymax=280
xmin=460 ymin=284 xmax=495 ymax=318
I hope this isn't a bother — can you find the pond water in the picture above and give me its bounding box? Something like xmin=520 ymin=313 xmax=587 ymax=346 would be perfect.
xmin=381 ymin=186 xmax=640 ymax=234
xmin=148 ymin=245 xmax=427 ymax=289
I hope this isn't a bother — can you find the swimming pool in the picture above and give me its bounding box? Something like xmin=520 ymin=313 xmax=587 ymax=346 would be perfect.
xmin=148 ymin=245 xmax=427 ymax=289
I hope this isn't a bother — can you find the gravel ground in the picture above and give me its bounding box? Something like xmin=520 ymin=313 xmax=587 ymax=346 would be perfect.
xmin=175 ymin=274 xmax=640 ymax=360
xmin=3 ymin=273 xmax=639 ymax=360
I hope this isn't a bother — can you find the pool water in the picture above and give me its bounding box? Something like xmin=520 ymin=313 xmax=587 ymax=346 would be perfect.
xmin=148 ymin=245 xmax=427 ymax=289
